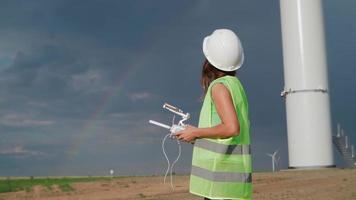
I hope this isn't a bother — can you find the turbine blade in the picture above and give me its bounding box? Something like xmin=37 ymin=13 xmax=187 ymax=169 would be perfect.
xmin=273 ymin=149 xmax=279 ymax=156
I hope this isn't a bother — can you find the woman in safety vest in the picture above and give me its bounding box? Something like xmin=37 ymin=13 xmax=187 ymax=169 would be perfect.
xmin=173 ymin=28 xmax=252 ymax=200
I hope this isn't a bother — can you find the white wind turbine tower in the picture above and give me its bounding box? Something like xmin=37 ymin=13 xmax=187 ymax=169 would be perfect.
xmin=280 ymin=0 xmax=334 ymax=169
xmin=267 ymin=150 xmax=280 ymax=172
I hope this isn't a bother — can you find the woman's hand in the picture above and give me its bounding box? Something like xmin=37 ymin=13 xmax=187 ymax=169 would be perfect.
xmin=173 ymin=124 xmax=199 ymax=143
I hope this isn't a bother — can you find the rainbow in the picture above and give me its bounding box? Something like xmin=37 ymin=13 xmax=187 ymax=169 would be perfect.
xmin=54 ymin=35 xmax=165 ymax=175
xmin=67 ymin=66 xmax=134 ymax=157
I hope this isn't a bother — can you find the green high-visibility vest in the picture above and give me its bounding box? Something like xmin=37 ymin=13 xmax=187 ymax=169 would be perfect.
xmin=189 ymin=75 xmax=252 ymax=200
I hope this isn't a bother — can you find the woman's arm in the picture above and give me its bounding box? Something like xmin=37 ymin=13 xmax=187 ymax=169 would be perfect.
xmin=196 ymin=83 xmax=240 ymax=138
xmin=174 ymin=83 xmax=240 ymax=142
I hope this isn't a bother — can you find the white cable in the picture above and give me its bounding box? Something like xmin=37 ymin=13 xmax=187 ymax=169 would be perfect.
xmin=170 ymin=137 xmax=181 ymax=189
xmin=161 ymin=132 xmax=181 ymax=190
xmin=162 ymin=133 xmax=171 ymax=185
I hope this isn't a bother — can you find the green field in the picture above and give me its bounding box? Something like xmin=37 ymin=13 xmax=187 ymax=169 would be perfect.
xmin=0 ymin=176 xmax=113 ymax=193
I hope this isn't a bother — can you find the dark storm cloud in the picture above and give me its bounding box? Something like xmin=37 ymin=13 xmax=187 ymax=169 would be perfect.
xmin=324 ymin=0 xmax=356 ymax=134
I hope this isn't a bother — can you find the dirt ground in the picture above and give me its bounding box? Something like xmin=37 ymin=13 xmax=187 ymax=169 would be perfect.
xmin=1 ymin=168 xmax=355 ymax=200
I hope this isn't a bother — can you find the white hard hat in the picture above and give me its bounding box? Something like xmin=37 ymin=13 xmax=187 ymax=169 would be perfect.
xmin=203 ymin=29 xmax=244 ymax=71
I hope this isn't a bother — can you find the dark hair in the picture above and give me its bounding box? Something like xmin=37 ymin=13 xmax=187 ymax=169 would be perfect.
xmin=199 ymin=59 xmax=236 ymax=101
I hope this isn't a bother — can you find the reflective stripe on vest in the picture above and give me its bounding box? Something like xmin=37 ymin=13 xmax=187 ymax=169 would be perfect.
xmin=191 ymin=165 xmax=252 ymax=183
xmin=194 ymin=138 xmax=251 ymax=155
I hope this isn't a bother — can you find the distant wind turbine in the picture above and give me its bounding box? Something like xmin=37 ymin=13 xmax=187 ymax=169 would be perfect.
xmin=266 ymin=149 xmax=279 ymax=172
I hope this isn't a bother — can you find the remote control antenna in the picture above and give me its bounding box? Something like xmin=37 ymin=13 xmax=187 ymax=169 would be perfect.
xmin=149 ymin=120 xmax=171 ymax=130
xmin=163 ymin=103 xmax=190 ymax=122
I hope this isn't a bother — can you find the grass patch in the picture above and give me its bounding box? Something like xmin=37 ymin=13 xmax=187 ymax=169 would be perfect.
xmin=58 ymin=183 xmax=74 ymax=192
xmin=0 ymin=176 xmax=111 ymax=194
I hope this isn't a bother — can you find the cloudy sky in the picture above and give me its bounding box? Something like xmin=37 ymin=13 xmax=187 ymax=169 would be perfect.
xmin=0 ymin=0 xmax=355 ymax=176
